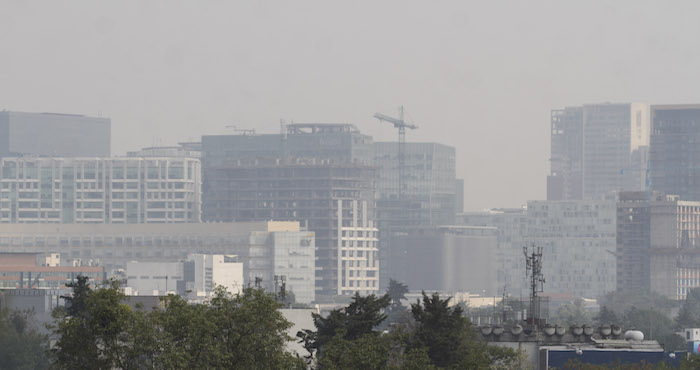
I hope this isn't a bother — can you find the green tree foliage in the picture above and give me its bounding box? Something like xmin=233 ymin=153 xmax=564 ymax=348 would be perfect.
xmin=0 ymin=308 xmax=49 ymax=370
xmin=594 ymin=305 xmax=619 ymax=326
xmin=298 ymin=292 xmax=391 ymax=359
xmin=676 ymin=288 xmax=700 ymax=330
xmin=51 ymin=276 xmax=304 ymax=369
xmin=623 ymin=307 xmax=685 ymax=351
xmin=51 ymin=278 xmax=140 ymax=369
xmin=409 ymin=292 xmax=520 ymax=369
xmin=387 ymin=279 xmax=408 ymax=313
xmin=600 ymin=289 xmax=677 ymax=318
xmin=551 ymin=299 xmax=594 ymax=327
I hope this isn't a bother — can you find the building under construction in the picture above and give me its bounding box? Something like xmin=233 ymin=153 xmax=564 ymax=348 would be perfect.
xmin=201 ymin=126 xmax=378 ymax=299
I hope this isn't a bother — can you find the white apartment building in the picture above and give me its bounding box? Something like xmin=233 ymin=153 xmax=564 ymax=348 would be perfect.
xmin=0 ymin=157 xmax=201 ymax=223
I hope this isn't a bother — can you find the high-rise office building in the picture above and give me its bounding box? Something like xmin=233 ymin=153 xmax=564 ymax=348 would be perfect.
xmin=616 ymin=191 xmax=652 ymax=293
xmin=374 ymin=142 xmax=457 ymax=288
xmin=201 ymin=124 xmax=378 ymax=298
xmin=374 ymin=142 xmax=456 ymax=227
xmin=201 ymin=157 xmax=378 ymax=298
xmin=649 ymin=105 xmax=700 ymax=201
xmin=527 ymin=199 xmax=617 ymax=299
xmin=548 ymin=103 xmax=648 ymax=200
xmin=0 ymin=157 xmax=201 ymax=223
xmin=0 ymin=111 xmax=111 ymax=157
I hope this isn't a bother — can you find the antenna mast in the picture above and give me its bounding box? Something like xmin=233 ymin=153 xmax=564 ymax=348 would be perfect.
xmin=524 ymin=243 xmax=546 ymax=327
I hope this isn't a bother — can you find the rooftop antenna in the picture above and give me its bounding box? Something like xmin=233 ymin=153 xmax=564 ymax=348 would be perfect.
xmin=524 ymin=243 xmax=546 ymax=328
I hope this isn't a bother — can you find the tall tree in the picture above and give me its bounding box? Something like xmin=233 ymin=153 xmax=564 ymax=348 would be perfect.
xmin=387 ymin=279 xmax=408 ymax=312
xmin=409 ymin=292 xmax=520 ymax=369
xmin=51 ymin=278 xmax=143 ymax=369
xmin=298 ymin=292 xmax=391 ymax=360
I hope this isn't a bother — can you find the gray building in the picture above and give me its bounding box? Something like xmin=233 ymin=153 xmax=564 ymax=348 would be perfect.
xmin=616 ymin=191 xmax=653 ymax=293
xmin=649 ymin=105 xmax=700 ymax=201
xmin=457 ymin=208 xmax=529 ymax=297
xmin=374 ymin=142 xmax=457 ymax=288
xmin=374 ymin=142 xmax=456 ymax=227
xmin=385 ymin=226 xmax=498 ymax=295
xmin=527 ymin=199 xmax=617 ymax=299
xmin=0 ymin=111 xmax=111 ymax=157
xmin=0 ymin=157 xmax=201 ymax=223
xmin=201 ymin=157 xmax=378 ymax=298
xmin=548 ymin=103 xmax=648 ymax=201
xmin=202 ymin=123 xmax=373 ymax=166
xmin=201 ymin=124 xmax=378 ymax=298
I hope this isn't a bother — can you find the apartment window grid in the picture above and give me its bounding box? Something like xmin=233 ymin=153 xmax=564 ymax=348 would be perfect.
xmin=0 ymin=158 xmax=200 ymax=224
xmin=339 ymin=225 xmax=379 ymax=295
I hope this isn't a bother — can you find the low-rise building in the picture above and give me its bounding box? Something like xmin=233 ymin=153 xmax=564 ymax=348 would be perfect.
xmin=126 ymin=254 xmax=244 ymax=297
xmin=0 ymin=221 xmax=316 ymax=303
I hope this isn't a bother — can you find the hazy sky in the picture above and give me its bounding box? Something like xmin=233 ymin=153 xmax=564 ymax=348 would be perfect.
xmin=2 ymin=1 xmax=700 ymax=211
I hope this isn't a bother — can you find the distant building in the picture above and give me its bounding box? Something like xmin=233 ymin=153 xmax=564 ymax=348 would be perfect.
xmin=201 ymin=124 xmax=378 ymax=299
xmin=548 ymin=103 xmax=648 ymax=200
xmin=0 ymin=111 xmax=111 ymax=157
xmin=201 ymin=157 xmax=378 ymax=298
xmin=384 ymin=226 xmax=498 ymax=295
xmin=374 ymin=142 xmax=456 ymax=227
xmin=649 ymin=105 xmax=700 ymax=201
xmin=0 ymin=157 xmax=201 ymax=223
xmin=0 ymin=252 xmax=104 ymax=289
xmin=648 ymin=195 xmax=700 ymax=300
xmin=527 ymin=199 xmax=617 ymax=299
xmin=126 ymin=254 xmax=244 ymax=297
xmin=374 ymin=142 xmax=457 ymax=288
xmin=0 ymin=221 xmax=316 ymax=304
xmin=201 ymin=123 xmax=373 ymax=166
xmin=457 ymin=208 xmax=529 ymax=297
xmin=616 ymin=191 xmax=653 ymax=293
xmin=127 ymin=142 xmax=202 ymax=159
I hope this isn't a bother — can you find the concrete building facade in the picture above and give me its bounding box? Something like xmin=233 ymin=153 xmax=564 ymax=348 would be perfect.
xmin=202 ymin=157 xmax=378 ymax=297
xmin=457 ymin=208 xmax=529 ymax=297
xmin=648 ymin=196 xmax=700 ymax=300
xmin=384 ymin=226 xmax=498 ymax=295
xmin=0 ymin=111 xmax=111 ymax=157
xmin=0 ymin=157 xmax=201 ymax=223
xmin=616 ymin=192 xmax=653 ymax=293
xmin=126 ymin=254 xmax=244 ymax=297
xmin=0 ymin=221 xmax=316 ymax=304
xmin=548 ymin=103 xmax=649 ymax=201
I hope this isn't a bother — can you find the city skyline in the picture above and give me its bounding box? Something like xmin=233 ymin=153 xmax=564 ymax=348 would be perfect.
xmin=5 ymin=1 xmax=700 ymax=210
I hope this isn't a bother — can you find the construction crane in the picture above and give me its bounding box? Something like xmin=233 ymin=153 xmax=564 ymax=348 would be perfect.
xmin=374 ymin=106 xmax=418 ymax=197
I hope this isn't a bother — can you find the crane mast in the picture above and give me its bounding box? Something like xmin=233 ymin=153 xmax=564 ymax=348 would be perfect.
xmin=374 ymin=106 xmax=418 ymax=197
